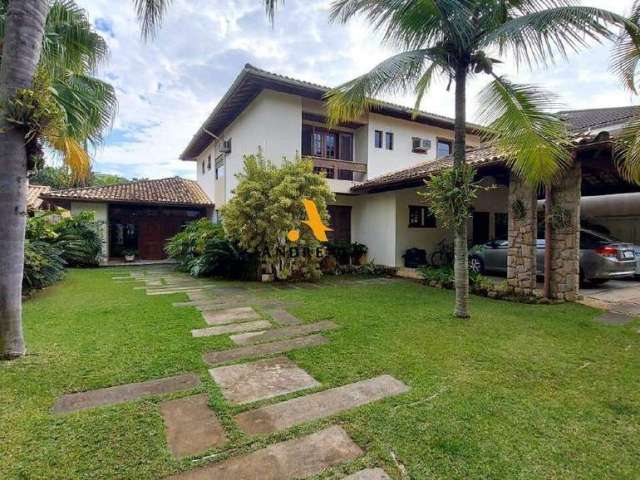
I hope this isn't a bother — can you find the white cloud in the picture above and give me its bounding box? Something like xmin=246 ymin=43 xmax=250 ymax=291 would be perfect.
xmin=73 ymin=0 xmax=640 ymax=179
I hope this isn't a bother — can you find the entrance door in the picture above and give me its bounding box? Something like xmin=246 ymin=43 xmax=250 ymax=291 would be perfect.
xmin=472 ymin=212 xmax=490 ymax=246
xmin=327 ymin=205 xmax=351 ymax=243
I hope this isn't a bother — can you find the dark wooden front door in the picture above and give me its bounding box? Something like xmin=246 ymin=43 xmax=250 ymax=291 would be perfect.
xmin=472 ymin=211 xmax=491 ymax=246
xmin=109 ymin=205 xmax=205 ymax=260
xmin=327 ymin=205 xmax=351 ymax=243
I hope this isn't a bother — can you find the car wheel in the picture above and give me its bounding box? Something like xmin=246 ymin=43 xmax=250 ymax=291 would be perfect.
xmin=469 ymin=256 xmax=484 ymax=274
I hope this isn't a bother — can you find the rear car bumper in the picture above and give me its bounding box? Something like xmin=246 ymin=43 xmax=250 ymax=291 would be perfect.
xmin=586 ymin=256 xmax=637 ymax=280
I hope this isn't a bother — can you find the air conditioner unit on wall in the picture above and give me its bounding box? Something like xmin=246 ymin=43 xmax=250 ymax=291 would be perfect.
xmin=412 ymin=137 xmax=431 ymax=153
xmin=219 ymin=139 xmax=232 ymax=154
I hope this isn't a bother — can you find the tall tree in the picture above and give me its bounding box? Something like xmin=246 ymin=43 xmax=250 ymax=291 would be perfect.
xmin=326 ymin=0 xmax=634 ymax=318
xmin=0 ymin=0 xmax=281 ymax=360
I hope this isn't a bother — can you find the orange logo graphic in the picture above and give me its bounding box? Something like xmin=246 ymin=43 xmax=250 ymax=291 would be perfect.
xmin=287 ymin=199 xmax=332 ymax=242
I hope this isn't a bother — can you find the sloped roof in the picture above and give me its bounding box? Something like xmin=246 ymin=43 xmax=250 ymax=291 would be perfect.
xmin=42 ymin=177 xmax=213 ymax=207
xmin=180 ymin=64 xmax=482 ymax=160
xmin=558 ymin=106 xmax=640 ymax=132
xmin=27 ymin=184 xmax=51 ymax=210
xmin=351 ymin=145 xmax=505 ymax=193
xmin=351 ymin=131 xmax=608 ymax=193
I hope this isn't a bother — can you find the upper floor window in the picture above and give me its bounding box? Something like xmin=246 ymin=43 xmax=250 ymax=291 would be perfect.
xmin=409 ymin=206 xmax=436 ymax=228
xmin=437 ymin=139 xmax=452 ymax=159
xmin=385 ymin=132 xmax=394 ymax=150
xmin=207 ymin=154 xmax=211 ymax=170
xmin=201 ymin=159 xmax=205 ymax=174
xmin=215 ymin=155 xmax=225 ymax=180
xmin=302 ymin=125 xmax=353 ymax=161
xmin=374 ymin=130 xmax=383 ymax=148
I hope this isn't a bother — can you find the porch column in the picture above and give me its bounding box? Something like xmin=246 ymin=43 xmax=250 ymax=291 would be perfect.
xmin=507 ymin=173 xmax=537 ymax=295
xmin=549 ymin=161 xmax=581 ymax=301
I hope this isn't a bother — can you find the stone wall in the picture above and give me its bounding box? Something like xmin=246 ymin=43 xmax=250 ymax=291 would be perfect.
xmin=549 ymin=161 xmax=581 ymax=301
xmin=507 ymin=173 xmax=538 ymax=296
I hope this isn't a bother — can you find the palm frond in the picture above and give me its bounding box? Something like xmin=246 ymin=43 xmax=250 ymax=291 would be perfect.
xmin=413 ymin=62 xmax=441 ymax=116
xmin=477 ymin=76 xmax=571 ymax=186
xmin=330 ymin=0 xmax=473 ymax=50
xmin=50 ymin=72 xmax=118 ymax=146
xmin=41 ymin=0 xmax=109 ymax=76
xmin=482 ymin=6 xmax=631 ymax=68
xmin=614 ymin=117 xmax=640 ymax=184
xmin=46 ymin=135 xmax=92 ymax=181
xmin=133 ymin=0 xmax=173 ymax=40
xmin=611 ymin=1 xmax=640 ymax=93
xmin=264 ymin=0 xmax=282 ymax=23
xmin=325 ymin=48 xmax=436 ymax=125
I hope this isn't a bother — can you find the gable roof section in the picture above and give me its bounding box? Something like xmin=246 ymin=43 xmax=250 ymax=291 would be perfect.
xmin=42 ymin=177 xmax=213 ymax=207
xmin=180 ymin=64 xmax=481 ymax=160
xmin=27 ymin=184 xmax=51 ymax=210
xmin=559 ymin=106 xmax=640 ymax=132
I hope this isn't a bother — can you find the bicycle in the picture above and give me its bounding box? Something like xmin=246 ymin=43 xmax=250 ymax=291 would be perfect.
xmin=430 ymin=239 xmax=454 ymax=267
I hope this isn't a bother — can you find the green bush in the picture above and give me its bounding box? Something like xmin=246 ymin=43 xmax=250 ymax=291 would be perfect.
xmin=165 ymin=218 xmax=258 ymax=280
xmin=23 ymin=239 xmax=66 ymax=292
xmin=418 ymin=265 xmax=454 ymax=288
xmin=53 ymin=212 xmax=102 ymax=266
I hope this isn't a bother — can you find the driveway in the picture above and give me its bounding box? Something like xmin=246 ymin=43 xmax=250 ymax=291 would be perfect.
xmin=580 ymin=279 xmax=640 ymax=320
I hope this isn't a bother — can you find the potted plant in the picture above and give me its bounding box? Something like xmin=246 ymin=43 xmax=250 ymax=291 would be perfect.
xmin=351 ymin=242 xmax=368 ymax=265
xmin=122 ymin=249 xmax=137 ymax=262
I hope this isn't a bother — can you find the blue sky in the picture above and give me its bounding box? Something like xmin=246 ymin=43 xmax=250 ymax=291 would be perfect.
xmin=73 ymin=0 xmax=639 ymax=180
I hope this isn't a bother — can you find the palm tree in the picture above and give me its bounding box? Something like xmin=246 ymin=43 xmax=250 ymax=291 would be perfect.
xmin=0 ymin=0 xmax=281 ymax=360
xmin=326 ymin=0 xmax=635 ymax=318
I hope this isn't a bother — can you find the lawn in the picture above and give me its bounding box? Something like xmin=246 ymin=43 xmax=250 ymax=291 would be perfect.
xmin=1 ymin=268 xmax=639 ymax=479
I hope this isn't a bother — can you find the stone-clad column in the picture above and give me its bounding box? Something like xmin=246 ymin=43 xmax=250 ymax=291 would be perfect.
xmin=549 ymin=161 xmax=581 ymax=301
xmin=507 ymin=173 xmax=538 ymax=296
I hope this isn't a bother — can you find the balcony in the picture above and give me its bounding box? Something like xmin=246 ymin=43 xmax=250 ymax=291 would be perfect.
xmin=309 ymin=157 xmax=367 ymax=193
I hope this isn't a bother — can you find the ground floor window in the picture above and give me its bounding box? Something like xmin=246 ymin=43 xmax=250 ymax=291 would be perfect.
xmin=408 ymin=205 xmax=436 ymax=228
xmin=495 ymin=212 xmax=508 ymax=239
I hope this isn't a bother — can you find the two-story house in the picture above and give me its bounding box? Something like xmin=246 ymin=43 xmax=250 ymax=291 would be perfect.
xmin=179 ymin=64 xmax=507 ymax=267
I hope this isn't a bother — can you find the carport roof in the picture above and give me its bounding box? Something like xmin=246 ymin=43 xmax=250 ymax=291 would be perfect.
xmin=42 ymin=177 xmax=213 ymax=207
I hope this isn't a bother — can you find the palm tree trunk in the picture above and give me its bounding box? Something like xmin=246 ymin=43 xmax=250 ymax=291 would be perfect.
xmin=0 ymin=0 xmax=50 ymax=360
xmin=453 ymin=63 xmax=469 ymax=319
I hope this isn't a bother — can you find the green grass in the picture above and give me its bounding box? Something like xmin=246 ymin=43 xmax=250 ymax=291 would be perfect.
xmin=1 ymin=268 xmax=639 ymax=479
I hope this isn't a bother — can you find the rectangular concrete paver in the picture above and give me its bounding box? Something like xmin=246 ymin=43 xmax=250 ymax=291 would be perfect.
xmin=203 ymin=335 xmax=330 ymax=365
xmin=167 ymin=425 xmax=362 ymax=480
xmin=160 ymin=394 xmax=227 ymax=458
xmin=231 ymin=321 xmax=339 ymax=346
xmin=267 ymin=309 xmax=302 ymax=326
xmin=192 ymin=320 xmax=272 ymax=338
xmin=53 ymin=373 xmax=201 ymax=414
xmin=344 ymin=468 xmax=392 ymax=480
xmin=202 ymin=307 xmax=260 ymax=325
xmin=209 ymin=357 xmax=320 ymax=405
xmin=235 ymin=375 xmax=409 ymax=435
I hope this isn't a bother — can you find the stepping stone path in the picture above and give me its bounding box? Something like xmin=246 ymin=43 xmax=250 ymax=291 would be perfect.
xmin=192 ymin=320 xmax=272 ymax=338
xmin=235 ymin=375 xmax=409 ymax=435
xmin=53 ymin=373 xmax=200 ymax=414
xmin=209 ymin=357 xmax=320 ymax=405
xmin=111 ymin=271 xmax=409 ymax=478
xmin=202 ymin=307 xmax=260 ymax=325
xmin=203 ymin=335 xmax=329 ymax=365
xmin=160 ymin=393 xmax=227 ymax=458
xmin=231 ymin=320 xmax=339 ymax=346
xmin=167 ymin=426 xmax=362 ymax=480
xmin=344 ymin=468 xmax=392 ymax=480
xmin=266 ymin=309 xmax=302 ymax=326
xmin=594 ymin=311 xmax=634 ymax=325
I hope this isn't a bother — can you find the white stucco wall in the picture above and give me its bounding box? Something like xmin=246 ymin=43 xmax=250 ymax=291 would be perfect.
xmin=366 ymin=113 xmax=481 ymax=179
xmin=70 ymin=201 xmax=109 ymax=264
xmin=337 ymin=192 xmax=397 ymax=267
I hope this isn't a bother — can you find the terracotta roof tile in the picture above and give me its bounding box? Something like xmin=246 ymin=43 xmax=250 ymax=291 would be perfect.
xmin=27 ymin=184 xmax=51 ymax=210
xmin=42 ymin=177 xmax=213 ymax=207
xmin=558 ymin=106 xmax=640 ymax=132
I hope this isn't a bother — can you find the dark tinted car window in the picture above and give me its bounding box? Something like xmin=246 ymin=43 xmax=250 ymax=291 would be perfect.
xmin=580 ymin=231 xmax=609 ymax=249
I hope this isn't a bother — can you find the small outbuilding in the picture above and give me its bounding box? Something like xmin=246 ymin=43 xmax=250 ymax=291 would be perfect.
xmin=42 ymin=177 xmax=213 ymax=264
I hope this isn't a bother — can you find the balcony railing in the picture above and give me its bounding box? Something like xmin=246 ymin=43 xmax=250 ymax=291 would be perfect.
xmin=309 ymin=156 xmax=367 ymax=181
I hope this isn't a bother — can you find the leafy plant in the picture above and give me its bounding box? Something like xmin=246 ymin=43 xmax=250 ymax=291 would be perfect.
xmin=52 ymin=211 xmax=102 ymax=266
xmin=419 ymin=165 xmax=482 ymax=231
xmin=222 ymin=153 xmax=334 ymax=281
xmin=164 ymin=218 xmax=258 ymax=280
xmin=23 ymin=240 xmax=66 ymax=293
